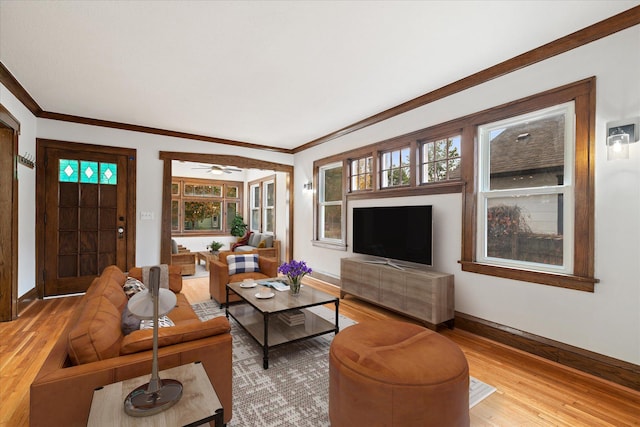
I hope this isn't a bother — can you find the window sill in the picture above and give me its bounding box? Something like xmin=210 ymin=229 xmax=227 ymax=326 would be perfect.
xmin=347 ymin=180 xmax=464 ymax=200
xmin=312 ymin=240 xmax=347 ymax=251
xmin=459 ymin=261 xmax=598 ymax=292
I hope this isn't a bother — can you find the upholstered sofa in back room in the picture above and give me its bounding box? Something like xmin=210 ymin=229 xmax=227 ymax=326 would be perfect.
xmin=231 ymin=231 xmax=281 ymax=264
xmin=30 ymin=265 xmax=232 ymax=427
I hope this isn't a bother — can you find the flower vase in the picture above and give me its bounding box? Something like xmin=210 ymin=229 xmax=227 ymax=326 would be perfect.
xmin=289 ymin=277 xmax=301 ymax=295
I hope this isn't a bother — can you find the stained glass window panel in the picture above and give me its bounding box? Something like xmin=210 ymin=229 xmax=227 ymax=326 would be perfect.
xmin=80 ymin=161 xmax=99 ymax=184
xmin=59 ymin=159 xmax=78 ymax=182
xmin=100 ymin=163 xmax=117 ymax=185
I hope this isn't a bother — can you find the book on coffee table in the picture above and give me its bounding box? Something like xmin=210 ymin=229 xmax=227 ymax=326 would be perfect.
xmin=277 ymin=309 xmax=305 ymax=326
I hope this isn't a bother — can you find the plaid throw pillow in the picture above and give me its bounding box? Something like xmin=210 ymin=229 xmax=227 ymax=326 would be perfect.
xmin=227 ymin=254 xmax=260 ymax=276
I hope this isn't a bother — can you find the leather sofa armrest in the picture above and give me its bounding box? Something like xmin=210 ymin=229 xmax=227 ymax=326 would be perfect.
xmin=259 ymin=256 xmax=279 ymax=277
xmin=209 ymin=259 xmax=230 ymax=304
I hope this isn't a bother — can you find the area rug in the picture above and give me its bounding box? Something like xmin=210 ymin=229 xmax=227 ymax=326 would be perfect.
xmin=192 ymin=300 xmax=496 ymax=426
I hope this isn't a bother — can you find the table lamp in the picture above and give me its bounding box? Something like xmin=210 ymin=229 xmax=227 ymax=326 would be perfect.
xmin=124 ymin=266 xmax=183 ymax=416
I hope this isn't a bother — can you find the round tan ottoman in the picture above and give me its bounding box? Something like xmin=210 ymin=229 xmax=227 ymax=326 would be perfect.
xmin=329 ymin=320 xmax=469 ymax=427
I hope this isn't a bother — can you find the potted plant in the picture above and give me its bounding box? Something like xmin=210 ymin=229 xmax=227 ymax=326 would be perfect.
xmin=207 ymin=241 xmax=224 ymax=254
xmin=230 ymin=214 xmax=248 ymax=238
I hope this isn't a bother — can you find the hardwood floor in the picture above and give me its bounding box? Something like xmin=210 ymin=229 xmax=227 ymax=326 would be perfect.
xmin=2 ymin=276 xmax=639 ymax=426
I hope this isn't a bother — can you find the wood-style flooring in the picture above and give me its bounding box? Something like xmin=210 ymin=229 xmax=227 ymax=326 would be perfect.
xmin=1 ymin=276 xmax=639 ymax=426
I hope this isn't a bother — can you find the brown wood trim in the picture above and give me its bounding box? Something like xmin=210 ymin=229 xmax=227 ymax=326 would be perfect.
xmin=40 ymin=111 xmax=293 ymax=154
xmin=0 ymin=104 xmax=21 ymax=133
xmin=160 ymin=153 xmax=294 ymax=265
xmin=294 ymin=6 xmax=640 ymax=153
xmin=455 ymin=311 xmax=640 ymax=391
xmin=0 ymin=62 xmax=42 ymax=116
xmin=159 ymin=151 xmax=294 ymax=174
xmin=347 ymin=181 xmax=464 ymax=201
xmin=459 ymin=261 xmax=596 ymax=292
xmin=17 ymin=287 xmax=37 ymax=314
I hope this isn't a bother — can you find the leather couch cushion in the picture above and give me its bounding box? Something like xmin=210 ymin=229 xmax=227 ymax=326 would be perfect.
xmin=84 ymin=276 xmax=128 ymax=312
xmin=120 ymin=316 xmax=231 ymax=355
xmin=68 ymin=295 xmax=123 ymax=364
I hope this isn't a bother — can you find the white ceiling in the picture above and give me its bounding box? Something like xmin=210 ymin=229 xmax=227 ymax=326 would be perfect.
xmin=1 ymin=1 xmax=637 ymax=150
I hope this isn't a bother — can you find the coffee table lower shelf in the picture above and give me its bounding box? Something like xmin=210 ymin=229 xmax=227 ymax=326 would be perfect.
xmin=227 ymin=303 xmax=338 ymax=369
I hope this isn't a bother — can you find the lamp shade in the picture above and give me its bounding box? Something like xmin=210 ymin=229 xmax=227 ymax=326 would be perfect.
xmin=127 ymin=288 xmax=176 ymax=319
xmin=607 ymin=131 xmax=630 ymax=160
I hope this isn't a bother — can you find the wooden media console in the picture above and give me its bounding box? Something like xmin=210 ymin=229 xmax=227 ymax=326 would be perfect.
xmin=340 ymin=257 xmax=454 ymax=329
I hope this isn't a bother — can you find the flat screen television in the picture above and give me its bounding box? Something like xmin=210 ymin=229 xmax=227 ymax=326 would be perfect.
xmin=352 ymin=205 xmax=433 ymax=268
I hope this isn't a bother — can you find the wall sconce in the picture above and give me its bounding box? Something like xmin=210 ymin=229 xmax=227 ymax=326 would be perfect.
xmin=606 ymin=118 xmax=639 ymax=160
xmin=303 ymin=181 xmax=313 ymax=191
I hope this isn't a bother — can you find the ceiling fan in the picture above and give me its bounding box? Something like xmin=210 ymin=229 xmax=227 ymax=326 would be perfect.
xmin=192 ymin=164 xmax=242 ymax=175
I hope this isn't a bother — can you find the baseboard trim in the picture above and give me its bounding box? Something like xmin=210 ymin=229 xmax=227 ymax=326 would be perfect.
xmin=455 ymin=312 xmax=640 ymax=392
xmin=17 ymin=287 xmax=38 ymax=315
xmin=310 ymin=271 xmax=340 ymax=287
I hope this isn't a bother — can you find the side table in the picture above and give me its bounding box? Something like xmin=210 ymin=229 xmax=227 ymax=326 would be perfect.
xmin=87 ymin=361 xmax=223 ymax=427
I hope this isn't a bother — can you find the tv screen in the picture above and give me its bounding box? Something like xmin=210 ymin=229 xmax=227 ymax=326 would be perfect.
xmin=352 ymin=205 xmax=433 ymax=266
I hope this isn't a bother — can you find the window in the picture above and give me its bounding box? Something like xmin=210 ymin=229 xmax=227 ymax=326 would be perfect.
xmin=318 ymin=162 xmax=344 ymax=242
xmin=476 ymin=103 xmax=574 ymax=274
xmin=420 ymin=136 xmax=461 ymax=183
xmin=171 ymin=177 xmax=242 ymax=235
xmin=59 ymin=159 xmax=117 ymax=185
xmin=349 ymin=156 xmax=373 ymax=192
xmin=248 ymin=175 xmax=276 ymax=235
xmin=461 ymin=78 xmax=596 ymax=291
xmin=380 ymin=147 xmax=410 ymax=188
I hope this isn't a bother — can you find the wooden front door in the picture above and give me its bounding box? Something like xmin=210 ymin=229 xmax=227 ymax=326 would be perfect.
xmin=38 ymin=140 xmax=136 ymax=297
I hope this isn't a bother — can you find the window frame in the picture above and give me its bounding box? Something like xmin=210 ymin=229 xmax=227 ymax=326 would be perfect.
xmin=247 ymin=175 xmax=277 ymax=235
xmin=460 ymin=78 xmax=597 ymax=292
xmin=171 ymin=176 xmax=243 ymax=236
xmin=313 ymin=159 xmax=346 ymax=249
xmin=475 ymin=102 xmax=575 ymax=275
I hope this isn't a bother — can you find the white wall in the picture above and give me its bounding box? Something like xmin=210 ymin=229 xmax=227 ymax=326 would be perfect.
xmin=294 ymin=26 xmax=640 ymax=365
xmin=0 ymin=83 xmax=38 ymax=298
xmin=36 ymin=119 xmax=293 ymax=267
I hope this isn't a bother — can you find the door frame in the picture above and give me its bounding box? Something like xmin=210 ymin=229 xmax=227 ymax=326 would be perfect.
xmin=36 ymin=139 xmax=137 ymax=298
xmin=0 ymin=104 xmax=19 ymax=321
xmin=159 ymin=151 xmax=294 ymax=265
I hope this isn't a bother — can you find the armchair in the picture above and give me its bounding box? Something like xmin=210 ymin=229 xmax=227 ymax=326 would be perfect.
xmin=209 ymin=250 xmax=279 ymax=307
xmin=171 ymin=239 xmax=196 ymax=276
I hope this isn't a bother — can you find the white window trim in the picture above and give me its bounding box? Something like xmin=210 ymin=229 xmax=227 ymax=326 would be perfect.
xmin=476 ymin=102 xmax=575 ymax=275
xmin=318 ymin=161 xmax=344 ymax=244
xmin=263 ymin=180 xmax=275 ymax=235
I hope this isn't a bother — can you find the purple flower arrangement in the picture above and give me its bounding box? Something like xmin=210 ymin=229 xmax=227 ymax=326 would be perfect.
xmin=278 ymin=260 xmax=312 ymax=294
xmin=278 ymin=260 xmax=312 ymax=283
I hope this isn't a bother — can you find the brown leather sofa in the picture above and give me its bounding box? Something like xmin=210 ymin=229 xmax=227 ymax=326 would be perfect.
xmin=30 ymin=265 xmax=232 ymax=427
xmin=209 ymin=250 xmax=279 ymax=307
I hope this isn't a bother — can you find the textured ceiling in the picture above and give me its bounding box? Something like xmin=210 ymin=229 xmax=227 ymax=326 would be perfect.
xmin=1 ymin=1 xmax=637 ymax=150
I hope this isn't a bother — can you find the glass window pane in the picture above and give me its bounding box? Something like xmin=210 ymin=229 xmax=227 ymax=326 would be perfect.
xmin=212 ymin=185 xmax=222 ymax=197
xmin=184 ymin=184 xmax=195 ymax=196
xmin=435 ymin=140 xmax=447 ymax=160
xmin=252 ymin=186 xmax=260 ymax=208
xmin=265 ymin=182 xmax=274 ymax=206
xmin=489 ymin=112 xmax=565 ymax=190
xmin=323 ymin=166 xmax=342 ymax=202
xmin=265 ymin=208 xmax=274 ymax=233
xmin=171 ymin=200 xmax=179 ymax=231
xmin=449 ymin=136 xmax=461 ymax=159
xmin=323 ymin=205 xmax=342 ymax=240
xmin=486 ymin=195 xmax=563 ymax=266
xmin=80 ymin=161 xmax=98 ymax=184
xmin=183 ymin=201 xmax=222 ymax=231
xmin=99 ymin=163 xmax=117 ymax=185
xmin=171 ymin=183 xmax=179 ymax=195
xmin=382 ymin=152 xmax=391 ymax=169
xmin=226 ymin=202 xmax=238 ymax=231
xmin=226 ymin=186 xmax=238 ymax=198
xmin=59 ymin=159 xmax=78 ymax=182
xmin=251 ymin=209 xmax=260 ymax=232
xmin=401 ymin=148 xmax=410 ymax=166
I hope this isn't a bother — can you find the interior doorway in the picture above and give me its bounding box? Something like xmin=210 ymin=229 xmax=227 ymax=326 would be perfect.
xmin=0 ymin=105 xmax=19 ymax=321
xmin=159 ymin=151 xmax=294 ymax=265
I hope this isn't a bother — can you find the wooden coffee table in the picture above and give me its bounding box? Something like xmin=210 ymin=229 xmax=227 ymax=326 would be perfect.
xmin=225 ymin=280 xmax=339 ymax=369
xmin=197 ymin=251 xmax=218 ymax=271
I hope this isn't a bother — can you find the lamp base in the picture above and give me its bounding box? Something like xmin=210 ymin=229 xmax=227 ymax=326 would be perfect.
xmin=124 ymin=379 xmax=183 ymax=417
